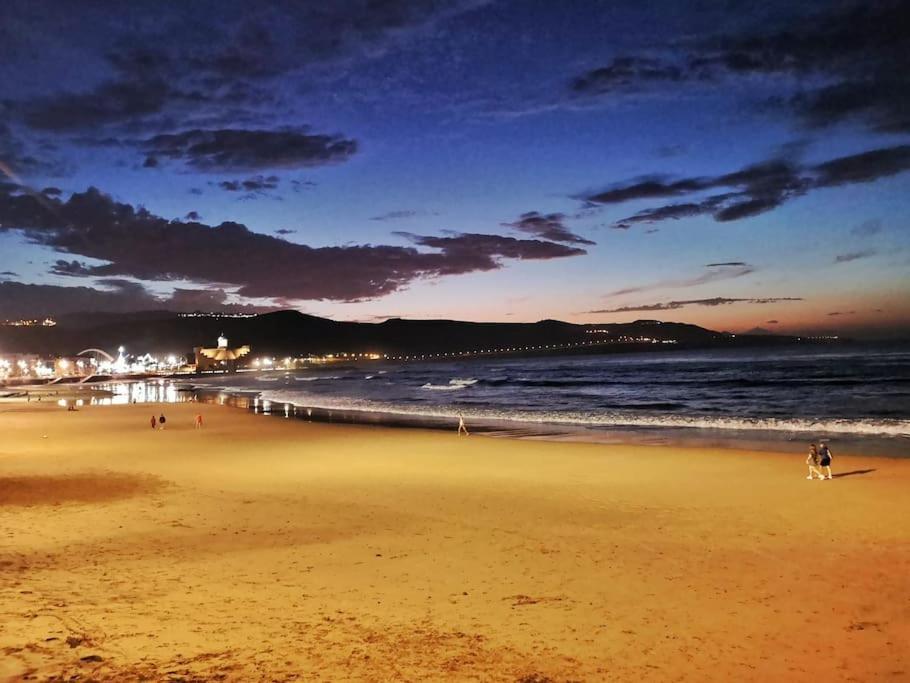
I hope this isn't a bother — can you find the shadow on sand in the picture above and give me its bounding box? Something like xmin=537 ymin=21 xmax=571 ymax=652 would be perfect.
xmin=832 ymin=469 xmax=876 ymax=479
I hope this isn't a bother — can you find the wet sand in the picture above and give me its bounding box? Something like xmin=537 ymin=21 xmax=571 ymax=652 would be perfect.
xmin=1 ymin=402 xmax=908 ymax=681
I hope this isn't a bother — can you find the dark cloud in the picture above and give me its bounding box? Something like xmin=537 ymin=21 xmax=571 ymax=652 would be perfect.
xmin=834 ymin=250 xmax=876 ymax=264
xmin=585 ymin=177 xmax=710 ymax=205
xmin=21 ymin=81 xmax=171 ymax=132
xmin=703 ymin=1 xmax=910 ymax=132
xmin=502 ymin=212 xmax=595 ymax=245
xmin=6 ymin=1 xmax=491 ymax=143
xmin=587 ymin=297 xmax=802 ymax=314
xmin=606 ymin=262 xmax=754 ymax=297
xmin=0 ymin=185 xmax=586 ymax=303
xmin=605 ymin=160 xmax=807 ymax=227
xmin=166 ymin=286 xmax=268 ymax=314
xmin=713 ymin=195 xmax=789 ymax=222
xmin=50 ymin=260 xmax=95 ymax=277
xmin=185 ymin=211 xmax=202 ymax=221
xmin=142 ymin=128 xmax=357 ymax=172
xmin=183 ymin=1 xmax=493 ymax=85
xmin=0 ymin=280 xmax=157 ymax=317
xmin=0 ymin=271 xmax=19 ymax=278
xmin=41 ymin=187 xmax=62 ymax=196
xmin=688 ymin=2 xmax=908 ymax=76
xmin=394 ymin=232 xmax=587 ymax=275
xmin=0 ymin=280 xmax=270 ymax=318
xmin=813 ymin=145 xmax=910 ymax=187
xmin=11 ymin=45 xmax=177 ymax=134
xmin=827 ymin=311 xmax=856 ymax=317
xmin=590 ymin=145 xmax=910 ymax=228
xmin=571 ymin=57 xmax=686 ymax=95
xmin=793 ymin=77 xmax=910 ymax=134
xmin=570 ymin=2 xmax=910 ymax=133
xmin=371 ymin=210 xmax=419 ymax=222
xmin=766 ymin=320 xmax=779 ymax=324
xmin=217 ymin=175 xmax=280 ymax=194
xmin=274 ymin=228 xmax=296 ymax=235
xmin=612 ymin=200 xmax=721 ymax=230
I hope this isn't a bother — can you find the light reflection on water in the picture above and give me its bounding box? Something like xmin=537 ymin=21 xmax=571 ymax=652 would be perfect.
xmin=89 ymin=380 xmax=182 ymax=406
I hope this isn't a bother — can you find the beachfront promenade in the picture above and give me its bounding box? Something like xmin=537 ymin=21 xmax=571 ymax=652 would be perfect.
xmin=1 ymin=402 xmax=908 ymax=681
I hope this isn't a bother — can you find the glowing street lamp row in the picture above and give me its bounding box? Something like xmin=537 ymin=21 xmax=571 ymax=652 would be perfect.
xmin=0 ymin=348 xmax=188 ymax=380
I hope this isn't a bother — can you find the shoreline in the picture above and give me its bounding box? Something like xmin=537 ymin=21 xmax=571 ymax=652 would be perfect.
xmin=4 ymin=377 xmax=908 ymax=458
xmin=233 ymin=393 xmax=910 ymax=458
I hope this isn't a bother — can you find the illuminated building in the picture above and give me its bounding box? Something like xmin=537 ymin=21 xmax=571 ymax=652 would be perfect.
xmin=194 ymin=334 xmax=251 ymax=373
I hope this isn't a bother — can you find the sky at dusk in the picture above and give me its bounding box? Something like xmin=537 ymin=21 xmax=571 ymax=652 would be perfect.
xmin=0 ymin=0 xmax=908 ymax=337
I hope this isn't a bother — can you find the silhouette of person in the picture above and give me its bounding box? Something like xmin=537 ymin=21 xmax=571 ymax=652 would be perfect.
xmin=819 ymin=442 xmax=833 ymax=480
xmin=806 ymin=443 xmax=824 ymax=480
xmin=457 ymin=413 xmax=469 ymax=436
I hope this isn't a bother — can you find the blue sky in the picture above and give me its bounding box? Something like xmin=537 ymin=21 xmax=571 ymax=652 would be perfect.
xmin=0 ymin=0 xmax=908 ymax=336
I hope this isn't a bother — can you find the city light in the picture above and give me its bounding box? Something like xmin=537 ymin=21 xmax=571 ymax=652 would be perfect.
xmin=178 ymin=312 xmax=257 ymax=319
xmin=1 ymin=330 xmax=693 ymax=382
xmin=0 ymin=318 xmax=57 ymax=327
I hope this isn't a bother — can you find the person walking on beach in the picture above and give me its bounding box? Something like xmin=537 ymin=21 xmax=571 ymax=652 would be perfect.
xmin=158 ymin=413 xmax=167 ymax=430
xmin=150 ymin=415 xmax=157 ymax=430
xmin=819 ymin=441 xmax=833 ymax=479
xmin=806 ymin=443 xmax=825 ymax=480
xmin=194 ymin=414 xmax=204 ymax=429
xmin=457 ymin=412 xmax=469 ymax=436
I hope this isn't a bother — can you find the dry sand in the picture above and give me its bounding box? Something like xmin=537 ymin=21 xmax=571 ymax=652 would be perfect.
xmin=1 ymin=401 xmax=908 ymax=681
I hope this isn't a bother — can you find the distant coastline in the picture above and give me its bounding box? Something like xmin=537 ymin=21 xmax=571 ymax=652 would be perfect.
xmin=0 ymin=309 xmax=854 ymax=360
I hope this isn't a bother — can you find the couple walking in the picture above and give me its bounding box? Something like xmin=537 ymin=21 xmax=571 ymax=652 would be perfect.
xmin=150 ymin=413 xmax=204 ymax=429
xmin=806 ymin=442 xmax=833 ymax=480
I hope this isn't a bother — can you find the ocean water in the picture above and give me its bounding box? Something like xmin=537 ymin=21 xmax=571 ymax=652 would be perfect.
xmin=172 ymin=344 xmax=910 ymax=452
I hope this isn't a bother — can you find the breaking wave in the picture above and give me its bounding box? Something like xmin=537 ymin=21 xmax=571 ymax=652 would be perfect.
xmin=255 ymin=388 xmax=910 ymax=438
xmin=420 ymin=378 xmax=478 ymax=391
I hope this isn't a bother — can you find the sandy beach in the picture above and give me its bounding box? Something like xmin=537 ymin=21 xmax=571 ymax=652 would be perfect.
xmin=1 ymin=401 xmax=908 ymax=682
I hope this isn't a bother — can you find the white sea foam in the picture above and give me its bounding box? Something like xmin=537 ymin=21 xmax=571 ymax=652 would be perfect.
xmin=255 ymin=388 xmax=910 ymax=438
xmin=420 ymin=377 xmax=478 ymax=391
